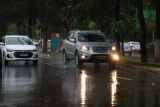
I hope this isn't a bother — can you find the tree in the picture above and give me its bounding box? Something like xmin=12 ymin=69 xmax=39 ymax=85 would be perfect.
xmin=136 ymin=0 xmax=148 ymax=64
xmin=154 ymin=0 xmax=160 ymax=62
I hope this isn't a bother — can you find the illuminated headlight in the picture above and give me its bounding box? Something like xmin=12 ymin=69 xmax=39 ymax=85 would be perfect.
xmin=80 ymin=45 xmax=90 ymax=52
xmin=33 ymin=49 xmax=38 ymax=52
xmin=111 ymin=46 xmax=116 ymax=51
xmin=6 ymin=49 xmax=14 ymax=52
xmin=111 ymin=54 xmax=119 ymax=61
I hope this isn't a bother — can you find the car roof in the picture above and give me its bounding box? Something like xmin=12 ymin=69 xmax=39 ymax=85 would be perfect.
xmin=71 ymin=30 xmax=104 ymax=34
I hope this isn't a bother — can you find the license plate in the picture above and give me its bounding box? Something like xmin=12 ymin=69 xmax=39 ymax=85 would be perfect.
xmin=19 ymin=54 xmax=28 ymax=57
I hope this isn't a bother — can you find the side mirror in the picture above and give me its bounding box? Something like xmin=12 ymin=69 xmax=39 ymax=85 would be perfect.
xmin=69 ymin=38 xmax=76 ymax=43
xmin=0 ymin=42 xmax=4 ymax=45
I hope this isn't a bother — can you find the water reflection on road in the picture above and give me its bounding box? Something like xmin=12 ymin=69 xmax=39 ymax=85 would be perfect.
xmin=0 ymin=61 xmax=40 ymax=107
xmin=111 ymin=70 xmax=118 ymax=106
xmin=0 ymin=58 xmax=159 ymax=107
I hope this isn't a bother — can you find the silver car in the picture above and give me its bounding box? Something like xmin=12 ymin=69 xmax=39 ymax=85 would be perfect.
xmin=1 ymin=35 xmax=38 ymax=66
xmin=62 ymin=30 xmax=119 ymax=68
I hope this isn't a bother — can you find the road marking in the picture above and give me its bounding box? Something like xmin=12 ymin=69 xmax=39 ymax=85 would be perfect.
xmin=117 ymin=77 xmax=132 ymax=81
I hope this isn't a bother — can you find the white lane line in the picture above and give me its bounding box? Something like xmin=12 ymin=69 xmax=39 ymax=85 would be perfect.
xmin=117 ymin=77 xmax=132 ymax=81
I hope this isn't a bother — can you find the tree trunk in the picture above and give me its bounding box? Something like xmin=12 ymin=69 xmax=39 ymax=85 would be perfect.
xmin=154 ymin=39 xmax=160 ymax=62
xmin=115 ymin=0 xmax=121 ymax=55
xmin=28 ymin=16 xmax=32 ymax=38
xmin=136 ymin=0 xmax=148 ymax=64
xmin=42 ymin=16 xmax=49 ymax=53
xmin=154 ymin=0 xmax=160 ymax=62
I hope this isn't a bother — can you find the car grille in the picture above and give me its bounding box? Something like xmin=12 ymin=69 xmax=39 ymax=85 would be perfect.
xmin=92 ymin=47 xmax=108 ymax=53
xmin=14 ymin=51 xmax=33 ymax=58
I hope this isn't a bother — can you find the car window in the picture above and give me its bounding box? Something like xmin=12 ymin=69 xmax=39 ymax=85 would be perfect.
xmin=78 ymin=33 xmax=107 ymax=42
xmin=6 ymin=37 xmax=33 ymax=45
xmin=67 ymin=32 xmax=75 ymax=41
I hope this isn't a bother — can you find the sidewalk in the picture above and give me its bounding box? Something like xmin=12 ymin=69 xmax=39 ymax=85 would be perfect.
xmin=120 ymin=55 xmax=160 ymax=72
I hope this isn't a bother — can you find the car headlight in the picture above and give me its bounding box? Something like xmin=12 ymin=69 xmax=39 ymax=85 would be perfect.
xmin=33 ymin=49 xmax=38 ymax=52
xmin=111 ymin=54 xmax=119 ymax=61
xmin=6 ymin=49 xmax=14 ymax=52
xmin=111 ymin=46 xmax=116 ymax=51
xmin=80 ymin=45 xmax=90 ymax=52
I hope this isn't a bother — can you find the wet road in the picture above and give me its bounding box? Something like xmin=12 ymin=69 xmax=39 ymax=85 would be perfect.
xmin=0 ymin=56 xmax=160 ymax=107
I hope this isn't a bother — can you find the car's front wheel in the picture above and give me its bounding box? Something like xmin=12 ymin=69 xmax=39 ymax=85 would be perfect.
xmin=75 ymin=53 xmax=83 ymax=66
xmin=62 ymin=51 xmax=68 ymax=64
xmin=4 ymin=55 xmax=8 ymax=66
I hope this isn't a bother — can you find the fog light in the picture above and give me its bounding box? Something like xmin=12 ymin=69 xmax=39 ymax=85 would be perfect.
xmin=81 ymin=55 xmax=85 ymax=59
xmin=112 ymin=54 xmax=119 ymax=61
xmin=7 ymin=54 xmax=11 ymax=58
xmin=34 ymin=54 xmax=38 ymax=58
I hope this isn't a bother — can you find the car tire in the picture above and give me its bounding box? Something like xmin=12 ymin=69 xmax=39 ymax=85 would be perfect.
xmin=75 ymin=53 xmax=83 ymax=66
xmin=0 ymin=51 xmax=2 ymax=69
xmin=4 ymin=59 xmax=8 ymax=66
xmin=33 ymin=60 xmax=38 ymax=65
xmin=63 ymin=51 xmax=68 ymax=64
xmin=3 ymin=54 xmax=8 ymax=66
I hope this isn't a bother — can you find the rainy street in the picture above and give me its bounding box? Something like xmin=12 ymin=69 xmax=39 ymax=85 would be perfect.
xmin=0 ymin=55 xmax=160 ymax=107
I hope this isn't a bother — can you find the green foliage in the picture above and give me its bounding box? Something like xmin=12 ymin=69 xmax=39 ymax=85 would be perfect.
xmin=88 ymin=21 xmax=98 ymax=30
xmin=7 ymin=23 xmax=17 ymax=34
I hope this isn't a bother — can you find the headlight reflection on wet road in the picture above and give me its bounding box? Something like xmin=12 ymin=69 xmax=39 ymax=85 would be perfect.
xmin=111 ymin=70 xmax=118 ymax=106
xmin=80 ymin=70 xmax=88 ymax=105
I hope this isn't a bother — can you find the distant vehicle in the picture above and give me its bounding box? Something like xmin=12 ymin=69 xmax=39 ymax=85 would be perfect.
xmin=127 ymin=41 xmax=140 ymax=51
xmin=1 ymin=35 xmax=38 ymax=66
xmin=123 ymin=41 xmax=140 ymax=53
xmin=32 ymin=39 xmax=39 ymax=46
xmin=62 ymin=30 xmax=120 ymax=68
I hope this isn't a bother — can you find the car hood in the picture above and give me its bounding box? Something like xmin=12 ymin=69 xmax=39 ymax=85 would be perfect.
xmin=79 ymin=42 xmax=112 ymax=47
xmin=6 ymin=45 xmax=36 ymax=50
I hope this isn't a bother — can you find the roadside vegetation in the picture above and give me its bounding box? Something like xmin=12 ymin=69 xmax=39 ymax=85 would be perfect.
xmin=121 ymin=56 xmax=160 ymax=68
xmin=0 ymin=0 xmax=160 ymax=64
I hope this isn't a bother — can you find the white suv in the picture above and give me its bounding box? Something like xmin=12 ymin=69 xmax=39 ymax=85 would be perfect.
xmin=62 ymin=30 xmax=119 ymax=68
xmin=1 ymin=35 xmax=38 ymax=65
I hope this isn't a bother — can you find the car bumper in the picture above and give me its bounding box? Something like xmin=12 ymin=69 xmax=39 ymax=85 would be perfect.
xmin=5 ymin=52 xmax=38 ymax=61
xmin=79 ymin=52 xmax=119 ymax=63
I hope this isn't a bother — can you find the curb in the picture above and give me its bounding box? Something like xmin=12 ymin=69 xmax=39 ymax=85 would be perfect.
xmin=118 ymin=64 xmax=160 ymax=72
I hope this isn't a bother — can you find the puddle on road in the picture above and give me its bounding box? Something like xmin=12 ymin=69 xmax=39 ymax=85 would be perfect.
xmin=0 ymin=60 xmax=160 ymax=107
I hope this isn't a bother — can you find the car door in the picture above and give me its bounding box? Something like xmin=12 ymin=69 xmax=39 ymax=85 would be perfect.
xmin=66 ymin=32 xmax=76 ymax=59
xmin=69 ymin=32 xmax=77 ymax=59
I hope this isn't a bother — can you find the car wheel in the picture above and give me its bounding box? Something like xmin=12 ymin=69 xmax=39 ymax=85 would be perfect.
xmin=75 ymin=53 xmax=83 ymax=66
xmin=3 ymin=54 xmax=8 ymax=66
xmin=0 ymin=51 xmax=2 ymax=69
xmin=4 ymin=59 xmax=8 ymax=66
xmin=33 ymin=60 xmax=38 ymax=65
xmin=63 ymin=51 xmax=68 ymax=64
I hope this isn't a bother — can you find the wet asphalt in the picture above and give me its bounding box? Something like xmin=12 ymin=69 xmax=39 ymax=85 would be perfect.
xmin=0 ymin=55 xmax=160 ymax=107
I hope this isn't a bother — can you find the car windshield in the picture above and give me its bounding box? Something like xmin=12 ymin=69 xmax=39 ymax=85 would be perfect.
xmin=78 ymin=33 xmax=107 ymax=42
xmin=6 ymin=37 xmax=33 ymax=45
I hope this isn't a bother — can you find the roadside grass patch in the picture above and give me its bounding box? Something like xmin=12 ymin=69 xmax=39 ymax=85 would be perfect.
xmin=121 ymin=56 xmax=160 ymax=68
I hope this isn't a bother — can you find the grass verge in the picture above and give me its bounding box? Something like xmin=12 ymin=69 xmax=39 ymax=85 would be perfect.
xmin=121 ymin=56 xmax=160 ymax=68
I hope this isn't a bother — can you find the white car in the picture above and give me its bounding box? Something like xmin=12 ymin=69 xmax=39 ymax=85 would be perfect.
xmin=1 ymin=35 xmax=38 ymax=65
